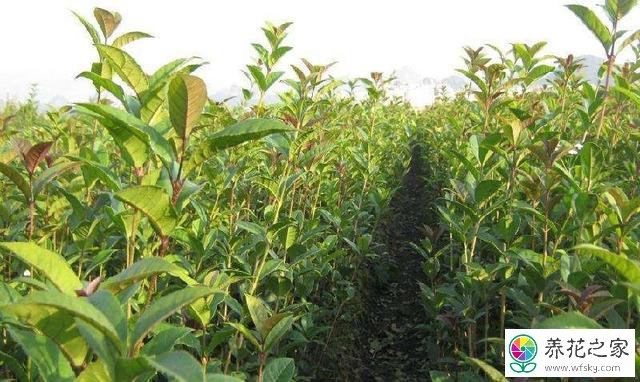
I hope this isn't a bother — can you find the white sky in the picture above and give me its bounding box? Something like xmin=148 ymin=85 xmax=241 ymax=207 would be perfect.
xmin=1 ymin=0 xmax=639 ymax=103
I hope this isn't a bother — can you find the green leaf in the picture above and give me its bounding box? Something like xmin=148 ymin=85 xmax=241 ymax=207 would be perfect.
xmin=618 ymin=29 xmax=640 ymax=52
xmin=76 ymin=71 xmax=127 ymax=106
xmin=144 ymin=351 xmax=204 ymax=382
xmin=456 ymin=69 xmax=488 ymax=95
xmin=0 ymin=242 xmax=81 ymax=295
xmin=141 ymin=326 xmax=192 ymax=355
xmin=8 ymin=328 xmax=75 ymax=382
xmin=0 ymin=350 xmax=28 ymax=382
xmin=76 ymin=360 xmax=112 ymax=382
xmin=208 ymin=118 xmax=291 ymax=152
xmin=257 ymin=260 xmax=283 ymax=282
xmin=148 ymin=57 xmax=196 ymax=89
xmin=72 ymin=11 xmax=100 ymax=44
xmin=32 ymin=161 xmax=81 ymax=198
xmin=227 ymin=322 xmax=261 ymax=349
xmin=0 ymin=281 xmax=21 ymax=304
xmin=76 ymin=103 xmax=150 ymax=167
xmin=613 ymin=86 xmax=640 ymax=108
xmin=89 ymin=290 xmax=127 ymax=345
xmin=102 ymin=257 xmax=194 ymax=292
xmin=575 ymin=244 xmax=640 ymax=283
xmin=263 ymin=357 xmax=295 ymax=382
xmin=168 ymin=74 xmax=208 ymax=140
xmin=285 ymin=226 xmax=297 ymax=250
xmin=266 ymin=71 xmax=284 ymax=89
xmin=525 ymin=64 xmax=554 ymax=85
xmin=461 ymin=355 xmax=507 ymax=382
xmin=264 ymin=315 xmax=294 ymax=352
xmin=131 ymin=286 xmax=217 ymax=350
xmin=475 ymin=180 xmax=501 ymax=205
xmin=115 ymin=185 xmax=178 ymax=237
xmin=96 ymin=44 xmax=149 ymax=96
xmin=114 ymin=357 xmax=153 ymax=381
xmin=112 ymin=31 xmax=153 ymax=48
xmin=244 ymin=293 xmax=270 ymax=337
xmin=206 ymin=374 xmax=244 ymax=382
xmin=3 ymin=290 xmax=122 ymax=349
xmin=606 ymin=0 xmax=639 ymax=20
xmin=237 ymin=221 xmax=267 ymax=239
xmin=187 ymin=118 xmax=291 ymax=172
xmin=3 ymin=305 xmax=88 ymax=367
xmin=69 ymin=156 xmax=121 ymax=190
xmin=140 ymin=83 xmax=168 ymax=125
xmin=429 ymin=370 xmax=454 ymax=382
xmin=535 ymin=311 xmax=603 ymax=329
xmin=247 ymin=65 xmax=267 ymax=91
xmin=0 ymin=162 xmax=31 ymax=201
xmin=566 ymin=5 xmax=612 ymax=52
xmin=76 ymin=320 xmax=118 ymax=369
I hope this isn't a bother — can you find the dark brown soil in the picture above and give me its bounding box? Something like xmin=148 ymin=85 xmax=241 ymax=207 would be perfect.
xmin=338 ymin=144 xmax=441 ymax=381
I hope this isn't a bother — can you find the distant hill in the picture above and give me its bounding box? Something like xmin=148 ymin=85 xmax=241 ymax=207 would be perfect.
xmin=5 ymin=56 xmax=608 ymax=109
xmin=387 ymin=55 xmax=607 ymax=106
xmin=577 ymin=54 xmax=605 ymax=83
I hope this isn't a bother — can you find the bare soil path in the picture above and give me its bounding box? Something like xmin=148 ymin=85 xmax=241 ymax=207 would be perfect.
xmin=339 ymin=144 xmax=442 ymax=381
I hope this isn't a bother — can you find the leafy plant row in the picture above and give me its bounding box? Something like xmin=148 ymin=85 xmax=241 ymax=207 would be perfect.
xmin=417 ymin=1 xmax=640 ymax=380
xmin=0 ymin=8 xmax=415 ymax=381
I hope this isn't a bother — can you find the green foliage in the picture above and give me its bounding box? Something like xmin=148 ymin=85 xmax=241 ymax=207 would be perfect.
xmin=0 ymin=242 xmax=82 ymax=294
xmin=0 ymin=7 xmax=414 ymax=381
xmin=566 ymin=4 xmax=612 ymax=51
xmin=419 ymin=2 xmax=640 ymax=377
xmin=2 ymin=2 xmax=640 ymax=380
xmin=115 ymin=186 xmax=178 ymax=237
xmin=168 ymin=74 xmax=208 ymax=140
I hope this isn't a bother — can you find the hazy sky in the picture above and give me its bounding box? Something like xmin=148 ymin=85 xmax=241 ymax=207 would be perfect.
xmin=1 ymin=0 xmax=639 ymax=103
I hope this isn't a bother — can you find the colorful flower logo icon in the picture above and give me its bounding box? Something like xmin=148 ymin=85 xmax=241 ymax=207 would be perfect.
xmin=509 ymin=334 xmax=537 ymax=373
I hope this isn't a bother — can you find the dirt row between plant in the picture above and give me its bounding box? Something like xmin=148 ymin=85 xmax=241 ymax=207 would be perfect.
xmin=334 ymin=143 xmax=442 ymax=381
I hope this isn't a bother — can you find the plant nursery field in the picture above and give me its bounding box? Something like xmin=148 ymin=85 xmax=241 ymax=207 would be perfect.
xmin=1 ymin=2 xmax=640 ymax=381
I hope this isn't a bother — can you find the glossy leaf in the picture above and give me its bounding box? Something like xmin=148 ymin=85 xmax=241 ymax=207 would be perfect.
xmin=96 ymin=44 xmax=149 ymax=96
xmin=565 ymin=5 xmax=612 ymax=52
xmin=263 ymin=357 xmax=295 ymax=382
xmin=9 ymin=328 xmax=75 ymax=382
xmin=264 ymin=314 xmax=294 ymax=352
xmin=112 ymin=31 xmax=153 ymax=48
xmin=3 ymin=290 xmax=122 ymax=349
xmin=72 ymin=11 xmax=100 ymax=44
xmin=475 ymin=180 xmax=501 ymax=205
xmin=462 ymin=355 xmax=507 ymax=382
xmin=168 ymin=74 xmax=208 ymax=140
xmin=76 ymin=360 xmax=112 ymax=382
xmin=3 ymin=306 xmax=88 ymax=367
xmin=0 ymin=242 xmax=81 ymax=295
xmin=77 ymin=71 xmax=127 ymax=105
xmin=535 ymin=311 xmax=603 ymax=329
xmin=102 ymin=257 xmax=193 ymax=292
xmin=144 ymin=351 xmax=204 ymax=382
xmin=115 ymin=185 xmax=178 ymax=237
xmin=244 ymin=293 xmax=270 ymax=337
xmin=131 ymin=286 xmax=217 ymax=350
xmin=0 ymin=162 xmax=31 ymax=200
xmin=575 ymin=244 xmax=640 ymax=283
xmin=207 ymin=118 xmax=291 ymax=152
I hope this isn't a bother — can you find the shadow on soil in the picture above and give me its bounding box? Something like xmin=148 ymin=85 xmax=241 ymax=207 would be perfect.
xmin=333 ymin=143 xmax=443 ymax=381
